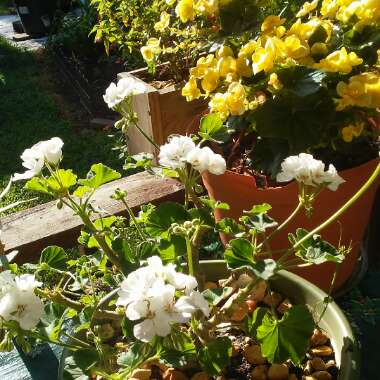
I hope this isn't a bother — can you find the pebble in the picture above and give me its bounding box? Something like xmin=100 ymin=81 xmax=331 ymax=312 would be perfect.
xmin=277 ymin=298 xmax=292 ymax=314
xmin=191 ymin=372 xmax=210 ymax=380
xmin=204 ymin=282 xmax=218 ymax=289
xmin=246 ymin=299 xmax=258 ymax=313
xmin=311 ymin=371 xmax=332 ymax=380
xmin=310 ymin=346 xmax=333 ymax=357
xmin=288 ymin=375 xmax=298 ymax=380
xmin=231 ymin=342 xmax=240 ymax=357
xmin=263 ymin=292 xmax=283 ymax=308
xmin=236 ymin=273 xmax=254 ymax=287
xmin=231 ymin=301 xmax=249 ymax=321
xmin=303 ymin=360 xmax=313 ymax=375
xmin=311 ymin=357 xmax=326 ymax=371
xmin=250 ymin=281 xmax=267 ymax=302
xmin=267 ymin=364 xmax=289 ymax=380
xmin=130 ymin=369 xmax=152 ymax=380
xmin=163 ymin=368 xmax=188 ymax=380
xmin=310 ymin=329 xmax=329 ymax=347
xmin=251 ymin=364 xmax=268 ymax=380
xmin=243 ymin=344 xmax=267 ymax=365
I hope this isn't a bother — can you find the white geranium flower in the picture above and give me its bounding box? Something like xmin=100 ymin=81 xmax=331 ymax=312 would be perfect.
xmin=104 ymin=77 xmax=146 ymax=109
xmin=103 ymin=82 xmax=121 ymax=109
xmin=14 ymin=274 xmax=42 ymax=292
xmin=13 ymin=137 xmax=64 ymax=181
xmin=13 ymin=147 xmax=45 ymax=181
xmin=159 ymin=136 xmax=196 ymax=169
xmin=207 ymin=152 xmax=227 ymax=175
xmin=34 ymin=137 xmax=64 ymax=165
xmin=0 ymin=289 xmax=44 ymax=330
xmin=0 ymin=271 xmax=15 ymax=297
xmin=186 ymin=146 xmax=212 ymax=173
xmin=276 ymin=153 xmax=344 ymax=191
xmin=175 ymin=291 xmax=210 ymax=318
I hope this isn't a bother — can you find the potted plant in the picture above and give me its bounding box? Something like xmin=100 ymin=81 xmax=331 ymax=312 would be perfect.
xmin=3 ymin=83 xmax=380 ymax=378
xmin=180 ymin=0 xmax=380 ymax=291
xmin=96 ymin=0 xmax=290 ymax=155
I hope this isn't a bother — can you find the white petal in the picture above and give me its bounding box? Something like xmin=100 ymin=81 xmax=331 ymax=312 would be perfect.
xmin=133 ymin=319 xmax=156 ymax=342
xmin=126 ymin=300 xmax=149 ymax=320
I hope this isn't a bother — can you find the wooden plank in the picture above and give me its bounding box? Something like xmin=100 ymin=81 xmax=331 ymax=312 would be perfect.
xmin=0 ymin=172 xmax=183 ymax=263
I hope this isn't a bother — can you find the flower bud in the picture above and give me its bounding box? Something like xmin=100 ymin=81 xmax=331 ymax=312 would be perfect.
xmin=56 ymin=199 xmax=63 ymax=209
xmin=0 ymin=332 xmax=14 ymax=352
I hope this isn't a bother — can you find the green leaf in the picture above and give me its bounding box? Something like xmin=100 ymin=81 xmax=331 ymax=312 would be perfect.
xmin=199 ymin=113 xmax=229 ymax=143
xmin=73 ymin=186 xmax=92 ymax=198
xmin=224 ymin=238 xmax=255 ymax=269
xmin=62 ymin=349 xmax=99 ymax=380
xmin=158 ymin=235 xmax=186 ymax=264
xmin=202 ymin=287 xmax=234 ymax=306
xmin=289 ymin=228 xmax=345 ymax=265
xmin=93 ymin=216 xmax=118 ymax=230
xmin=249 ymin=259 xmax=278 ymax=280
xmin=117 ymin=341 xmax=154 ymax=369
xmin=200 ymin=197 xmax=230 ymax=211
xmin=25 ymin=177 xmax=52 ymax=195
xmin=40 ymin=246 xmax=67 ymax=270
xmin=145 ymin=202 xmax=189 ymax=238
xmin=198 ymin=337 xmax=232 ymax=376
xmin=246 ymin=307 xmax=268 ymax=339
xmin=249 ymin=204 xmax=272 ymax=214
xmin=159 ymin=349 xmax=197 ymax=368
xmin=79 ymin=163 xmax=121 ymax=189
xmin=256 ymin=305 xmax=315 ymax=365
xmin=47 ymin=169 xmax=77 ymax=190
xmin=240 ymin=213 xmax=278 ymax=233
xmin=216 ymin=218 xmax=244 ymax=236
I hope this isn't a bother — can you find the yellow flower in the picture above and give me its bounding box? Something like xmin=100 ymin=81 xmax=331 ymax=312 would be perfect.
xmin=217 ymin=56 xmax=237 ymax=77
xmin=141 ymin=46 xmax=155 ymax=62
xmin=341 ymin=122 xmax=364 ymax=143
xmin=336 ymin=72 xmax=380 ymax=110
xmin=288 ymin=18 xmax=332 ymax=42
xmin=216 ymin=45 xmax=234 ymax=58
xmin=154 ymin=12 xmax=170 ymax=32
xmin=321 ymin=0 xmax=339 ymax=18
xmin=209 ymin=93 xmax=230 ymax=120
xmin=314 ymin=47 xmax=363 ymax=74
xmin=201 ymin=68 xmax=220 ymax=93
xmin=284 ymin=36 xmax=310 ymax=60
xmin=296 ymin=0 xmax=319 ymax=18
xmin=190 ymin=55 xmax=217 ymax=79
xmin=268 ymin=73 xmax=283 ymax=90
xmin=236 ymin=56 xmax=253 ymax=77
xmin=252 ymin=47 xmax=275 ymax=75
xmin=311 ymin=42 xmax=329 ymax=56
xmin=261 ymin=15 xmax=285 ymax=35
xmin=176 ymin=0 xmax=195 ymax=23
xmin=226 ymin=82 xmax=247 ymax=116
xmin=182 ymin=77 xmax=202 ymax=101
xmin=239 ymin=41 xmax=258 ymax=57
xmin=195 ymin=0 xmax=218 ymax=15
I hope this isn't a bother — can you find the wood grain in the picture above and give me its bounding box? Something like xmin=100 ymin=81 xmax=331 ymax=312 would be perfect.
xmin=0 ymin=172 xmax=184 ymax=263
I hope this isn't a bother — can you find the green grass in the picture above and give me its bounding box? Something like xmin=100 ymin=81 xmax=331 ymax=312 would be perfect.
xmin=0 ymin=36 xmax=121 ymax=215
xmin=0 ymin=0 xmax=12 ymax=15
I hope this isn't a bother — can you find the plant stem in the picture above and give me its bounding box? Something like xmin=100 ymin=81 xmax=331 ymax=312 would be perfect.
xmin=132 ymin=120 xmax=159 ymax=150
xmin=120 ymin=197 xmax=146 ymax=240
xmin=186 ymin=236 xmax=194 ymax=276
xmin=294 ymin=162 xmax=380 ymax=250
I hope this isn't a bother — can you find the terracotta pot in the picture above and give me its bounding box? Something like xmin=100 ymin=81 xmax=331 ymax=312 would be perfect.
xmin=202 ymin=158 xmax=380 ymax=292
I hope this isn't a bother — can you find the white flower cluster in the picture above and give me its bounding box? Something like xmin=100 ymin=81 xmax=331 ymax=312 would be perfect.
xmin=103 ymin=77 xmax=146 ymax=109
xmin=0 ymin=272 xmax=44 ymax=330
xmin=13 ymin=137 xmax=64 ymax=181
xmin=117 ymin=256 xmax=210 ymax=343
xmin=158 ymin=135 xmax=226 ymax=175
xmin=276 ymin=153 xmax=345 ymax=191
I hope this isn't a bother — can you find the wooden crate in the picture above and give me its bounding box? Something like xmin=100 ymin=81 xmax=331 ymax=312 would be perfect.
xmin=118 ymin=68 xmax=207 ymax=156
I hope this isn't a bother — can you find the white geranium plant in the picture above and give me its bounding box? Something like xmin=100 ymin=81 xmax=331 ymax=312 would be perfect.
xmin=1 ymin=88 xmax=380 ymax=380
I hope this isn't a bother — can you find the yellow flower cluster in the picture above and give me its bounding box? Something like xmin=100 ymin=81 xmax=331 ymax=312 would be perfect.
xmin=341 ymin=122 xmax=364 ymax=142
xmin=321 ymin=0 xmax=380 ymax=31
xmin=314 ymin=47 xmax=363 ymax=74
xmin=336 ymin=72 xmax=380 ymax=110
xmin=140 ymin=38 xmax=161 ymax=62
xmin=175 ymin=0 xmax=218 ymax=23
xmin=296 ymin=0 xmax=319 ymax=18
xmin=154 ymin=12 xmax=171 ymax=32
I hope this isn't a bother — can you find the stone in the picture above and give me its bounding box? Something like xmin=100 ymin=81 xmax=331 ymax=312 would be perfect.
xmin=191 ymin=372 xmax=210 ymax=380
xmin=163 ymin=368 xmax=188 ymax=380
xmin=131 ymin=369 xmax=152 ymax=380
xmin=311 ymin=357 xmax=326 ymax=371
xmin=310 ymin=329 xmax=329 ymax=347
xmin=311 ymin=371 xmax=332 ymax=380
xmin=251 ymin=365 xmax=268 ymax=380
xmin=246 ymin=299 xmax=258 ymax=313
xmin=243 ymin=344 xmax=267 ymax=365
xmin=250 ymin=281 xmax=267 ymax=302
xmin=267 ymin=364 xmax=289 ymax=380
xmin=310 ymin=346 xmax=333 ymax=357
xmin=288 ymin=374 xmax=298 ymax=380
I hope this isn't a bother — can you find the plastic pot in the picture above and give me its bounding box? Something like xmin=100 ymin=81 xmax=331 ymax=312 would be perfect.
xmin=58 ymin=260 xmax=360 ymax=380
xmin=202 ymin=158 xmax=380 ymax=293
